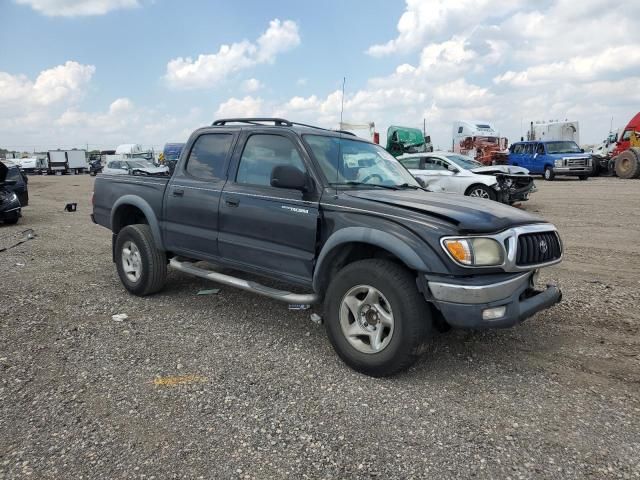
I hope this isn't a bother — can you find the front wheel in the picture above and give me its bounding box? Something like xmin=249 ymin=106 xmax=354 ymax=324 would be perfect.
xmin=324 ymin=259 xmax=432 ymax=377
xmin=578 ymin=175 xmax=589 ymax=181
xmin=115 ymin=224 xmax=167 ymax=296
xmin=544 ymin=167 xmax=555 ymax=181
xmin=465 ymin=184 xmax=496 ymax=201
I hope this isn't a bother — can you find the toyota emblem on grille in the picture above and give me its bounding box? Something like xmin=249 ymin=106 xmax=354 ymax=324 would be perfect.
xmin=539 ymin=239 xmax=548 ymax=254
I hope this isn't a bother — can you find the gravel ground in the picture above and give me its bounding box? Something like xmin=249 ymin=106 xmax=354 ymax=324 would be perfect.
xmin=1 ymin=175 xmax=639 ymax=479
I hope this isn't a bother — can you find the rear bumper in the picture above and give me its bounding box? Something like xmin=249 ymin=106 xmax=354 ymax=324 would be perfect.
xmin=425 ymin=271 xmax=562 ymax=329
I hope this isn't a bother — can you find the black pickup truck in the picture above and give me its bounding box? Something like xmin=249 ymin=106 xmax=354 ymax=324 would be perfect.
xmin=92 ymin=118 xmax=563 ymax=376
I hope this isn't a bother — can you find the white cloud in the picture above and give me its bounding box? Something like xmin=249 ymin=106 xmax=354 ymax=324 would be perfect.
xmin=0 ymin=61 xmax=95 ymax=108
xmin=14 ymin=0 xmax=139 ymax=16
xmin=366 ymin=0 xmax=525 ymax=56
xmin=165 ymin=19 xmax=300 ymax=89
xmin=215 ymin=96 xmax=264 ymax=118
xmin=242 ymin=78 xmax=263 ymax=93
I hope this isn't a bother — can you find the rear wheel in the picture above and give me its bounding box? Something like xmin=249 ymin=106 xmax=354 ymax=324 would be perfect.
xmin=578 ymin=175 xmax=589 ymax=181
xmin=544 ymin=167 xmax=555 ymax=181
xmin=324 ymin=259 xmax=432 ymax=377
xmin=3 ymin=215 xmax=19 ymax=225
xmin=465 ymin=184 xmax=496 ymax=200
xmin=115 ymin=224 xmax=167 ymax=296
xmin=615 ymin=148 xmax=640 ymax=179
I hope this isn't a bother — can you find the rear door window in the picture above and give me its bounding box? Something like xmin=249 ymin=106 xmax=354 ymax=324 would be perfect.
xmin=399 ymin=157 xmax=421 ymax=169
xmin=186 ymin=134 xmax=234 ymax=180
xmin=537 ymin=144 xmax=545 ymax=155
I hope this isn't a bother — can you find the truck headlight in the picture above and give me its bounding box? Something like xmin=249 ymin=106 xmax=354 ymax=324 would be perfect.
xmin=442 ymin=237 xmax=504 ymax=266
xmin=554 ymin=159 xmax=563 ymax=167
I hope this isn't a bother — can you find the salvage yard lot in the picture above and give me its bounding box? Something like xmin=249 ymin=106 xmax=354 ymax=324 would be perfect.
xmin=1 ymin=175 xmax=639 ymax=479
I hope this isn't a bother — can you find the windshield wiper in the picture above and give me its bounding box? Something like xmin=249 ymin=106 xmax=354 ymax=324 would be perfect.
xmin=329 ymin=181 xmax=398 ymax=190
xmin=394 ymin=183 xmax=421 ymax=190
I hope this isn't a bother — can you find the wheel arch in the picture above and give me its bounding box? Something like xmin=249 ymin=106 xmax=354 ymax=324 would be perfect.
xmin=111 ymin=195 xmax=164 ymax=250
xmin=464 ymin=182 xmax=495 ymax=195
xmin=312 ymin=227 xmax=430 ymax=292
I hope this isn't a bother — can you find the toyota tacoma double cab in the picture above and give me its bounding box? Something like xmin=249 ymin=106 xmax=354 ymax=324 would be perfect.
xmin=92 ymin=118 xmax=563 ymax=377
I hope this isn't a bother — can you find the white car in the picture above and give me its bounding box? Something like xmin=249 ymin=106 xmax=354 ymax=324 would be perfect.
xmin=102 ymin=159 xmax=169 ymax=176
xmin=398 ymin=151 xmax=535 ymax=204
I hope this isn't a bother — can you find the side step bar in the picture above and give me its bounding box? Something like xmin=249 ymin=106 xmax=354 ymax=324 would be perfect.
xmin=169 ymin=258 xmax=320 ymax=305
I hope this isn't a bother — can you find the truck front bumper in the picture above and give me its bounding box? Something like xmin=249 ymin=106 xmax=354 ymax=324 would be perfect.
xmin=424 ymin=271 xmax=561 ymax=329
xmin=553 ymin=166 xmax=591 ymax=175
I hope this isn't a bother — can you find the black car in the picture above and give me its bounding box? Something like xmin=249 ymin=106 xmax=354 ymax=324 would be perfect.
xmin=1 ymin=161 xmax=28 ymax=224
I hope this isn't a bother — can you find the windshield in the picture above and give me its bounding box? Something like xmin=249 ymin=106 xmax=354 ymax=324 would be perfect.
xmin=444 ymin=154 xmax=483 ymax=169
xmin=545 ymin=141 xmax=581 ymax=154
xmin=304 ymin=135 xmax=419 ymax=188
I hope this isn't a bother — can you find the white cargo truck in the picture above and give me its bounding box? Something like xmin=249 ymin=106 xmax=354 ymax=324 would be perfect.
xmin=15 ymin=157 xmax=46 ymax=174
xmin=528 ymin=121 xmax=580 ymax=144
xmin=47 ymin=150 xmax=68 ymax=175
xmin=66 ymin=149 xmax=87 ymax=174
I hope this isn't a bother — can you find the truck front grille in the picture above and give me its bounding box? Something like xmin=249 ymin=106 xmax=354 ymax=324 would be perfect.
xmin=567 ymin=158 xmax=588 ymax=167
xmin=516 ymin=231 xmax=562 ymax=266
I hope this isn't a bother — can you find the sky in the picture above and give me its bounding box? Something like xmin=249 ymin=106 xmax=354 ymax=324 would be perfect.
xmin=1 ymin=0 xmax=639 ymax=152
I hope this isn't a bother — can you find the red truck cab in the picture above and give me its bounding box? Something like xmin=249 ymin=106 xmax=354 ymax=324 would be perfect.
xmin=612 ymin=112 xmax=640 ymax=157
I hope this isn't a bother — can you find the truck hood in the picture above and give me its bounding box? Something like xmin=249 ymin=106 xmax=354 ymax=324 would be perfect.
xmin=346 ymin=189 xmax=543 ymax=233
xmin=471 ymin=165 xmax=530 ymax=176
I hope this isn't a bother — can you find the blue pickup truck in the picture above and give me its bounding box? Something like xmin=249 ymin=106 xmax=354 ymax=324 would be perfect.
xmin=508 ymin=140 xmax=592 ymax=180
xmin=92 ymin=118 xmax=564 ymax=376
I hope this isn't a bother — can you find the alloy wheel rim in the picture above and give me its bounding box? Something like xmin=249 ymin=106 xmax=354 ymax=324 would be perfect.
xmin=122 ymin=240 xmax=142 ymax=283
xmin=470 ymin=188 xmax=490 ymax=199
xmin=339 ymin=285 xmax=394 ymax=354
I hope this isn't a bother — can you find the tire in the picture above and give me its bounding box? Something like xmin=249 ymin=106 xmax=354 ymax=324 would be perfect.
xmin=465 ymin=184 xmax=496 ymax=201
xmin=323 ymin=259 xmax=432 ymax=377
xmin=578 ymin=175 xmax=589 ymax=181
xmin=114 ymin=224 xmax=167 ymax=296
xmin=544 ymin=167 xmax=555 ymax=181
xmin=3 ymin=216 xmax=19 ymax=225
xmin=615 ymin=148 xmax=640 ymax=179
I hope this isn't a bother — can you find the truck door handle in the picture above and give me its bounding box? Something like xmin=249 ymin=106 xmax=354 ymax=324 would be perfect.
xmin=172 ymin=188 xmax=184 ymax=197
xmin=225 ymin=197 xmax=240 ymax=207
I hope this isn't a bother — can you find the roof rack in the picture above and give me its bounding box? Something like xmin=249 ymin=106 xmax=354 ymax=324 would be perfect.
xmin=211 ymin=118 xmax=357 ymax=136
xmin=212 ymin=118 xmax=293 ymax=126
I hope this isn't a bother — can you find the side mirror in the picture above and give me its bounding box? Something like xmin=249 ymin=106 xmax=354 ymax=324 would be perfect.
xmin=580 ymin=148 xmax=585 ymax=153
xmin=415 ymin=177 xmax=426 ymax=188
xmin=447 ymin=164 xmax=458 ymax=173
xmin=271 ymin=165 xmax=310 ymax=192
xmin=425 ymin=136 xmax=431 ymax=143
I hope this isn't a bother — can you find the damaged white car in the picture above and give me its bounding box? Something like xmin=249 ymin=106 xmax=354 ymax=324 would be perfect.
xmin=398 ymin=152 xmax=536 ymax=204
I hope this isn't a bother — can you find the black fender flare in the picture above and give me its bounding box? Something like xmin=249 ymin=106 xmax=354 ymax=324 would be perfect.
xmin=312 ymin=227 xmax=429 ymax=291
xmin=111 ymin=195 xmax=165 ymax=250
